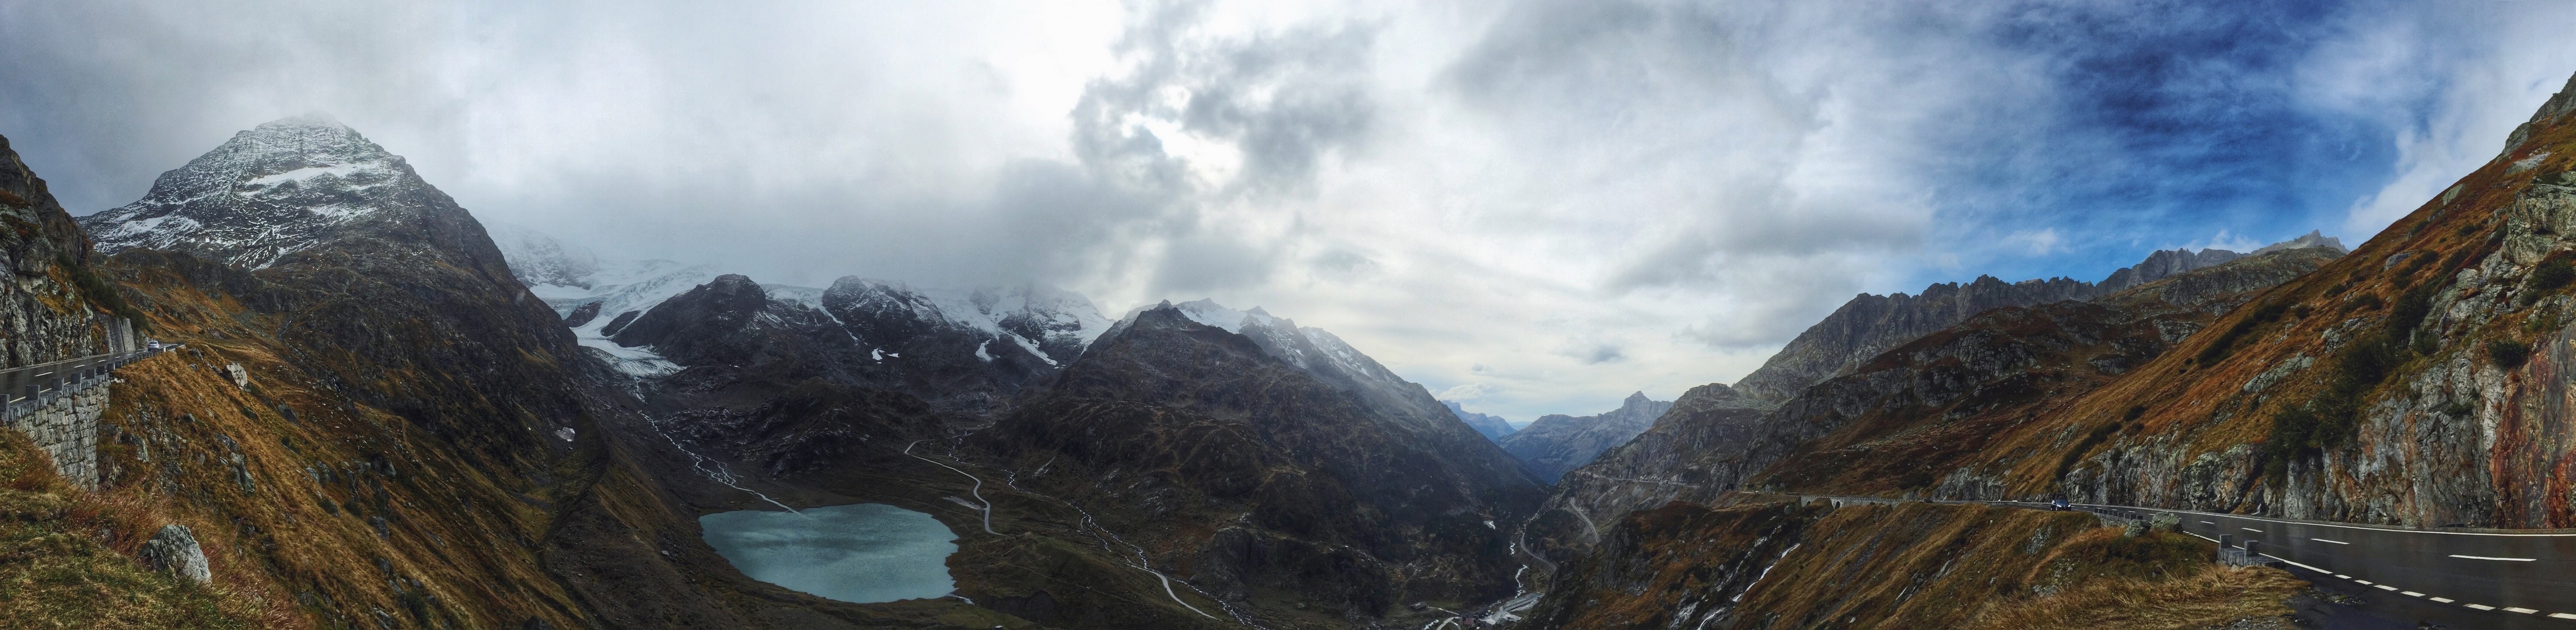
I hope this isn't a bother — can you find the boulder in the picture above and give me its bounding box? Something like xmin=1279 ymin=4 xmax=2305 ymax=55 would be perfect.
xmin=139 ymin=524 xmax=211 ymax=584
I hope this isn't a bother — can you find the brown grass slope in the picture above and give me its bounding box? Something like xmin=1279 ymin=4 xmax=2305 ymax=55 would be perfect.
xmin=1525 ymin=500 xmax=2302 ymax=629
xmin=83 ymin=264 xmax=591 ymax=629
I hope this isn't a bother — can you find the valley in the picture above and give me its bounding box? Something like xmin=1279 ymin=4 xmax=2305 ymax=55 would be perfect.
xmin=4 ymin=37 xmax=2576 ymax=630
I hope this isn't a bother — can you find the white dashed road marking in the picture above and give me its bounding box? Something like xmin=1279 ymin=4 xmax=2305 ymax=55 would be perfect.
xmin=2551 ymin=612 xmax=2576 ymax=620
xmin=2402 ymin=591 xmax=2425 ymax=597
xmin=2467 ymin=604 xmax=2498 ymax=611
xmin=2449 ymin=554 xmax=2538 ymax=562
xmin=2431 ymin=597 xmax=2455 ymax=603
xmin=2242 ymin=527 xmax=2264 ymax=533
xmin=2311 ymin=538 xmax=2348 ymax=544
xmin=2201 ymin=520 xmax=2217 ymax=524
xmin=2506 ymin=607 xmax=2539 ymax=614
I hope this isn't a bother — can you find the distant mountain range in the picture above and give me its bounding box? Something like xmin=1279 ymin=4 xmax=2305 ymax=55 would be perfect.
xmin=1443 ymin=401 xmax=1516 ymax=440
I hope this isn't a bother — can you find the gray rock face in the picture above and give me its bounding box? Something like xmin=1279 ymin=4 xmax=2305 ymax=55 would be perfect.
xmin=1443 ymin=401 xmax=1516 ymax=440
xmin=1493 ymin=392 xmax=1672 ymax=482
xmin=140 ymin=524 xmax=211 ymax=584
xmin=0 ymin=133 xmax=111 ymax=369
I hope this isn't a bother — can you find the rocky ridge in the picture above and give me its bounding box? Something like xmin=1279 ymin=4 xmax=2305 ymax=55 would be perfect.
xmin=1492 ymin=391 xmax=1671 ymax=483
xmin=1730 ymin=237 xmax=2344 ymax=405
xmin=1530 ymin=244 xmax=2344 ymax=558
xmin=976 ymin=303 xmax=1544 ymax=621
xmin=1443 ymin=400 xmax=1516 ymax=440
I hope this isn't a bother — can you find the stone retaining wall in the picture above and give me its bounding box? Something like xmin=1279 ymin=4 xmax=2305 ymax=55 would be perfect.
xmin=2 ymin=371 xmax=110 ymax=491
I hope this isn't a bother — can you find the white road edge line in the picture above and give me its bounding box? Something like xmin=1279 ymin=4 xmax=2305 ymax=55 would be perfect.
xmin=2242 ymin=527 xmax=2264 ymax=533
xmin=2065 ymin=502 xmax=2576 ymax=537
xmin=2311 ymin=538 xmax=2348 ymax=544
xmin=2259 ymin=554 xmax=2324 ymax=573
xmin=2449 ymin=554 xmax=2539 ymax=562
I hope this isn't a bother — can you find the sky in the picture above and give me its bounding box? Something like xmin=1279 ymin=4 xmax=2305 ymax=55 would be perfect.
xmin=4 ymin=0 xmax=2575 ymax=421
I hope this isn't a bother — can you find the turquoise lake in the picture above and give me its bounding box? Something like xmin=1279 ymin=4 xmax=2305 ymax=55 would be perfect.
xmin=698 ymin=503 xmax=959 ymax=604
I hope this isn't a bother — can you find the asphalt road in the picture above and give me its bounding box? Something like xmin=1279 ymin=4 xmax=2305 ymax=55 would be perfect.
xmin=2004 ymin=501 xmax=2576 ymax=629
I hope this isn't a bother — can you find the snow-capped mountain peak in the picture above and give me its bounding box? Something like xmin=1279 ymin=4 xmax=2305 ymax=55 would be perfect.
xmin=1117 ymin=299 xmax=1434 ymax=421
xmin=78 ymin=113 xmax=452 ymax=269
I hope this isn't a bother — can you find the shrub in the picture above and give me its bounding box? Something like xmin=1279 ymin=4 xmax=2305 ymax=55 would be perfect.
xmin=2196 ymin=300 xmax=2291 ymax=366
xmin=2533 ymin=259 xmax=2576 ymax=292
xmin=2056 ymin=422 xmax=2126 ymax=481
xmin=2488 ymin=338 xmax=2533 ymax=369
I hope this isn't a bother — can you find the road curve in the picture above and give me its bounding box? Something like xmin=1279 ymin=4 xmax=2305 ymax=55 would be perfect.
xmin=1999 ymin=501 xmax=2576 ymax=629
xmin=903 ymin=439 xmax=997 ymax=535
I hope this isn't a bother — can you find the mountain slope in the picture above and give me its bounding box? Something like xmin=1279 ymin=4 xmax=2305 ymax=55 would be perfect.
xmin=1933 ymin=70 xmax=2576 ymax=527
xmin=1492 ymin=392 xmax=1670 ymax=482
xmin=1532 ymin=245 xmax=2342 ymax=557
xmin=974 ymin=303 xmax=1543 ymax=624
xmin=1729 ymin=237 xmax=2343 ymax=405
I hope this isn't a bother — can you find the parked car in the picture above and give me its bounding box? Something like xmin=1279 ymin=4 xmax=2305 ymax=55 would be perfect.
xmin=2050 ymin=498 xmax=2071 ymax=511
xmin=146 ymin=340 xmax=162 ymax=352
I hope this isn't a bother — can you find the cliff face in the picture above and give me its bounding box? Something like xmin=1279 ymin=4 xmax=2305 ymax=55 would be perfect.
xmin=0 ymin=133 xmax=114 ymax=368
xmin=976 ymin=306 xmax=1543 ymax=622
xmin=1493 ymin=392 xmax=1670 ymax=482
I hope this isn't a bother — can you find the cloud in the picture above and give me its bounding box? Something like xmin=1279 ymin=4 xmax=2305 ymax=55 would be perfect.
xmin=2003 ymin=229 xmax=2064 ymax=256
xmin=3 ymin=0 xmax=2573 ymax=421
xmin=1435 ymin=382 xmax=1495 ymax=401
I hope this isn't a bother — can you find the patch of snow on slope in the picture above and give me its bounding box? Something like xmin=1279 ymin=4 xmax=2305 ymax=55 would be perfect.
xmin=581 ymin=336 xmax=682 ymax=377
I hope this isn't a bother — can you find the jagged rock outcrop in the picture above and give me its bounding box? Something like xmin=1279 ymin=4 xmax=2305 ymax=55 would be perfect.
xmin=1443 ymin=400 xmax=1516 ymax=440
xmin=1493 ymin=391 xmax=1670 ymax=482
xmin=977 ymin=304 xmax=1543 ymax=618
